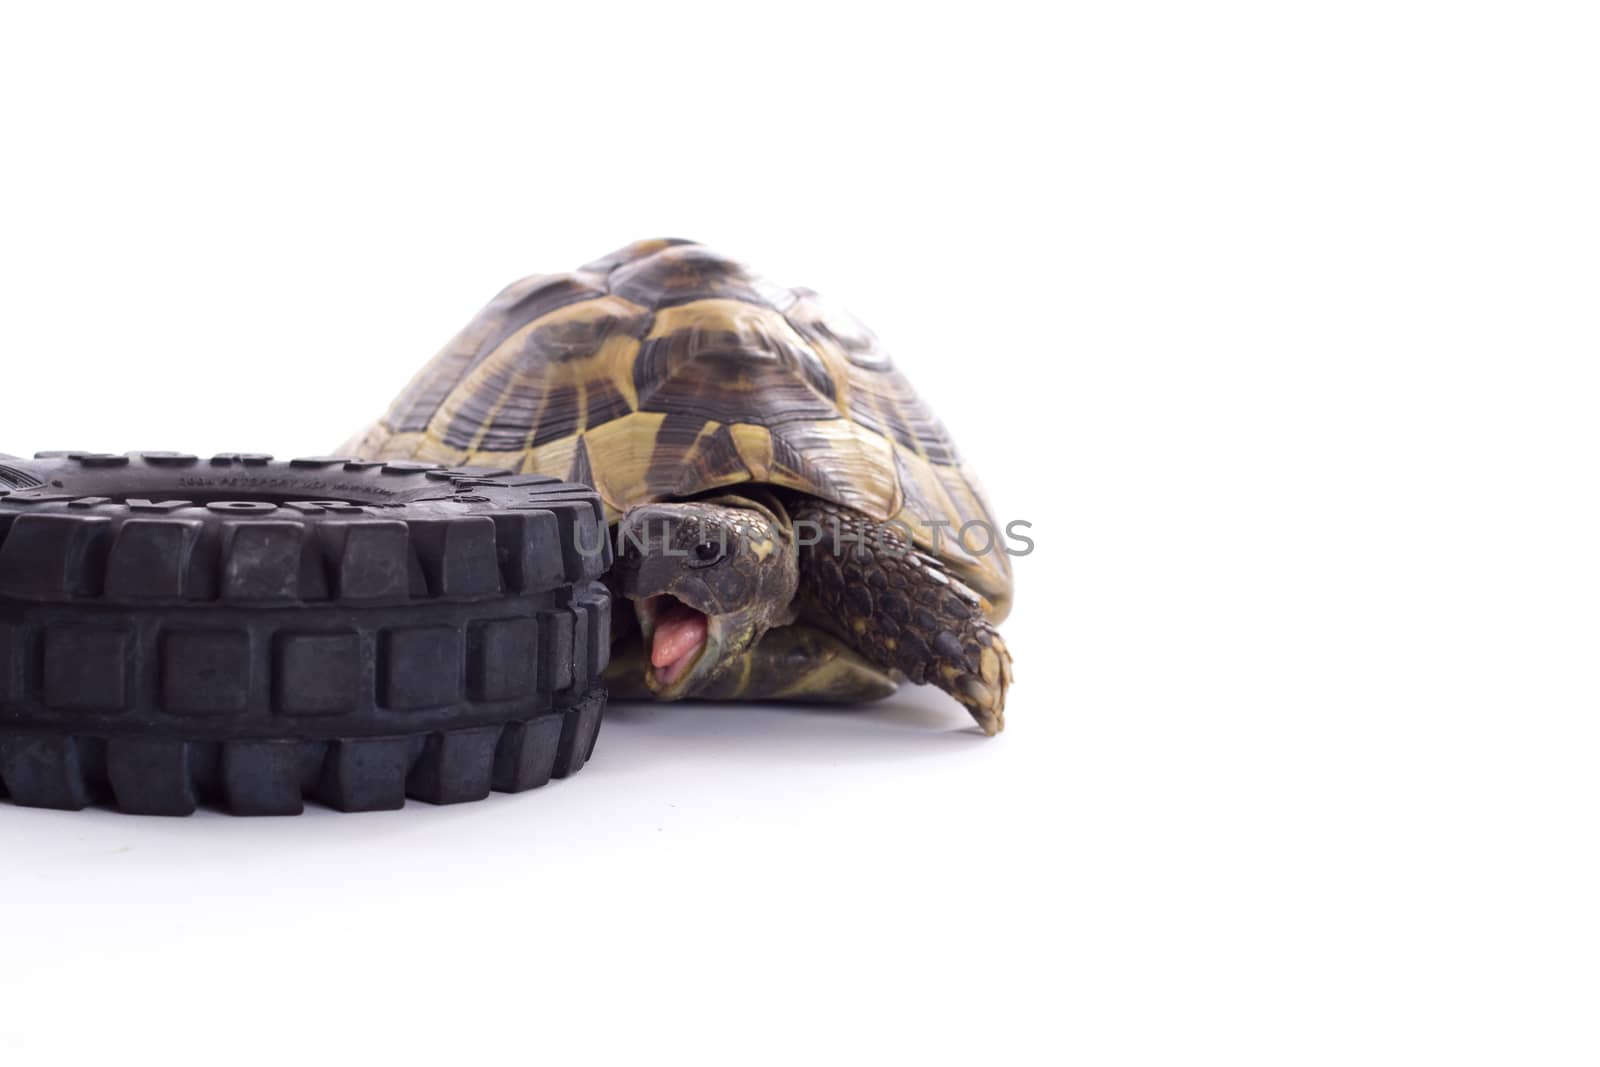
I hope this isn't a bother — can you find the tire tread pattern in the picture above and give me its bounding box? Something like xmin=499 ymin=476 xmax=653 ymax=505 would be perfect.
xmin=0 ymin=453 xmax=611 ymax=814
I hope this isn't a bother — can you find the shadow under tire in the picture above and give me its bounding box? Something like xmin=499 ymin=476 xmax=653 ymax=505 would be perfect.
xmin=0 ymin=451 xmax=613 ymax=815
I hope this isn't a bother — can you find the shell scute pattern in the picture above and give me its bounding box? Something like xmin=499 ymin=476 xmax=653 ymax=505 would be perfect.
xmin=385 ymin=272 xmax=609 ymax=435
xmin=785 ymin=288 xmax=958 ymax=466
xmin=348 ymin=239 xmax=1012 ymax=615
xmin=452 ymin=296 xmax=650 ymax=453
xmin=608 ymin=242 xmax=798 ymax=311
xmin=632 ymin=300 xmax=837 ymax=427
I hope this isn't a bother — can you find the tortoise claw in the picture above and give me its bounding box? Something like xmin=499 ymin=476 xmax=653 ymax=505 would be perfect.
xmin=955 ymin=634 xmax=1010 ymax=735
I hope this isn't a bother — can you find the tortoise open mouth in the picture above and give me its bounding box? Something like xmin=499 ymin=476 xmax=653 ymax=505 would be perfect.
xmin=636 ymin=595 xmax=716 ymax=696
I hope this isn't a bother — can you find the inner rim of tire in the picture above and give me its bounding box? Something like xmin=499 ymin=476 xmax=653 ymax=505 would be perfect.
xmin=36 ymin=473 xmax=430 ymax=507
xmin=0 ymin=464 xmax=44 ymax=490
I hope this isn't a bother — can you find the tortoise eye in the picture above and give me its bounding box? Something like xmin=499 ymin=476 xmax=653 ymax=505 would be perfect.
xmin=689 ymin=538 xmax=727 ymax=567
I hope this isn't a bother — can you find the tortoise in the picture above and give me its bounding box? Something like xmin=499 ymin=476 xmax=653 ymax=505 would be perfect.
xmin=343 ymin=239 xmax=1014 ymax=732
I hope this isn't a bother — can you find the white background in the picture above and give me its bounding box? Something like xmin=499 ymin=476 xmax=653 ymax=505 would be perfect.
xmin=1 ymin=2 xmax=1595 ymax=1064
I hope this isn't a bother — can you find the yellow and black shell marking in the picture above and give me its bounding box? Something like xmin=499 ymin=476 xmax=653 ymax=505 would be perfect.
xmin=346 ymin=239 xmax=1012 ymax=620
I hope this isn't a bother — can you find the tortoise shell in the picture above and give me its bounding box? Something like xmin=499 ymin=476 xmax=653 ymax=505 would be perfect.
xmin=348 ymin=239 xmax=1012 ymax=618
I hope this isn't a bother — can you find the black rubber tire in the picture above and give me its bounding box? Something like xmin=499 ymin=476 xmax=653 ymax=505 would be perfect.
xmin=0 ymin=451 xmax=612 ymax=815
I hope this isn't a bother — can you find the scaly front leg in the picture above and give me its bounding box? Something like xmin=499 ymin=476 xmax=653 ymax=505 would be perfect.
xmin=793 ymin=500 xmax=1013 ymax=734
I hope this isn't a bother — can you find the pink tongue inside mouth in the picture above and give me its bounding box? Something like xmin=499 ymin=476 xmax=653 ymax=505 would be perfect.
xmin=651 ymin=601 xmax=708 ymax=687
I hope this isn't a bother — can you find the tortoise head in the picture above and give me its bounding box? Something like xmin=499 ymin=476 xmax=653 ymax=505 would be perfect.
xmin=613 ymin=496 xmax=799 ymax=700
